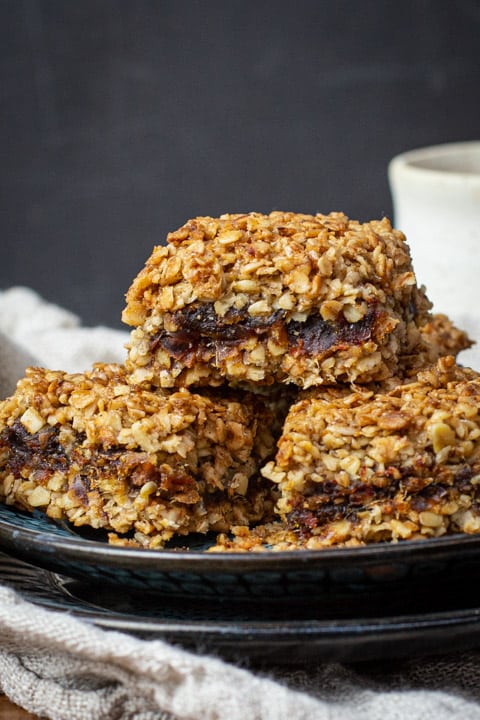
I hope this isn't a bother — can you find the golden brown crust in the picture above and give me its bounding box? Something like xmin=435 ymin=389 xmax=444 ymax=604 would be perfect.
xmin=122 ymin=211 xmax=432 ymax=389
xmin=0 ymin=364 xmax=276 ymax=547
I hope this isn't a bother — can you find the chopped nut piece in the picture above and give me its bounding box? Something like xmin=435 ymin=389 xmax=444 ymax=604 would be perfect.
xmin=419 ymin=511 xmax=443 ymax=528
xmin=28 ymin=486 xmax=51 ymax=507
xmin=20 ymin=407 xmax=45 ymax=434
xmin=430 ymin=422 xmax=456 ymax=453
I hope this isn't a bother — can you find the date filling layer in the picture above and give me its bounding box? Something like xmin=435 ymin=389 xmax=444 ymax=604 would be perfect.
xmin=285 ymin=465 xmax=479 ymax=537
xmin=150 ymin=303 xmax=382 ymax=365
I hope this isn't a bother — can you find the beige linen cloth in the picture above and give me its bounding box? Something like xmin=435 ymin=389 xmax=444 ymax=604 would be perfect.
xmin=2 ymin=286 xmax=480 ymax=720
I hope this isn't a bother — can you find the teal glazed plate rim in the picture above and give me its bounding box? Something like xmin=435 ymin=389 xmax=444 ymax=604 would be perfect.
xmin=2 ymin=501 xmax=480 ymax=568
xmin=3 ymin=505 xmax=480 ymax=664
xmin=3 ymin=549 xmax=480 ymax=664
xmin=3 ymin=504 xmax=480 ymax=663
xmin=1 ymin=503 xmax=480 ymax=600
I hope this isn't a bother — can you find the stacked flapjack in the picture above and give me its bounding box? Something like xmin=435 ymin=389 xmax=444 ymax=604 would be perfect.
xmin=0 ymin=211 xmax=477 ymax=549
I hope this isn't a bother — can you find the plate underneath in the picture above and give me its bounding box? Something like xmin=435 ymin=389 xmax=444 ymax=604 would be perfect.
xmin=3 ymin=504 xmax=480 ymax=604
xmin=2 ymin=551 xmax=480 ymax=666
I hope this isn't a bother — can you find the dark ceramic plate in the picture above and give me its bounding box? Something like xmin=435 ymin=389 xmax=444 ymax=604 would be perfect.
xmin=2 ymin=548 xmax=480 ymax=665
xmin=2 ymin=504 xmax=480 ymax=663
xmin=2 ymin=503 xmax=480 ymax=603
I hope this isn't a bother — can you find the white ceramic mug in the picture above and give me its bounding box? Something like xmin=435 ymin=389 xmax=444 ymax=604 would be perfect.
xmin=388 ymin=141 xmax=480 ymax=368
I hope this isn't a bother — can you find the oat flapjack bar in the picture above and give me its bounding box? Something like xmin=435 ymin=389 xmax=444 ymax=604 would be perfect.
xmin=122 ymin=211 xmax=432 ymax=389
xmin=0 ymin=364 xmax=276 ymax=547
xmin=260 ymin=356 xmax=480 ymax=548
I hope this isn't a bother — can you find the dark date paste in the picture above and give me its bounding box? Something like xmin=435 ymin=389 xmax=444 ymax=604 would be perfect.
xmin=150 ymin=302 xmax=380 ymax=362
xmin=286 ymin=465 xmax=479 ymax=536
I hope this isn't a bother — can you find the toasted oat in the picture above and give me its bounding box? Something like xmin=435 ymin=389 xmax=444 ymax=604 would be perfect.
xmin=0 ymin=364 xmax=276 ymax=547
xmin=260 ymin=356 xmax=480 ymax=547
xmin=122 ymin=211 xmax=432 ymax=389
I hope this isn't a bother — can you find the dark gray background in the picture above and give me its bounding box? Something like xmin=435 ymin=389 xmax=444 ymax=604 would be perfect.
xmin=1 ymin=0 xmax=479 ymax=328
